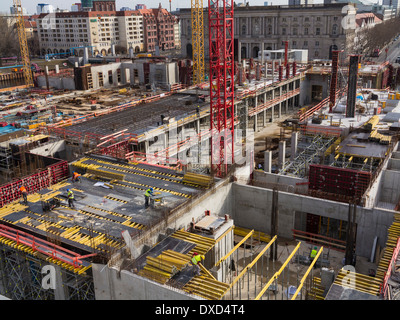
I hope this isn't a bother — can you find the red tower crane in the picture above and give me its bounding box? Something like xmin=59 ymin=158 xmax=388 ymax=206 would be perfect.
xmin=208 ymin=0 xmax=235 ymax=177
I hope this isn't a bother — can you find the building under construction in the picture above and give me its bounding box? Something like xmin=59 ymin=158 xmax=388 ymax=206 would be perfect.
xmin=2 ymin=1 xmax=400 ymax=302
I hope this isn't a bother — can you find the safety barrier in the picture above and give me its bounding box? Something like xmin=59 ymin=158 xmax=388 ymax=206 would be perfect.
xmin=381 ymin=237 xmax=400 ymax=299
xmin=0 ymin=159 xmax=69 ymax=208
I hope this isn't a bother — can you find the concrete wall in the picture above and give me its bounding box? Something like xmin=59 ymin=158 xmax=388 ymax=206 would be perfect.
xmin=29 ymin=140 xmax=66 ymax=158
xmin=231 ymin=183 xmax=394 ymax=258
xmin=379 ymin=169 xmax=400 ymax=204
xmin=37 ymin=76 xmax=76 ymax=90
xmin=92 ymin=263 xmax=202 ymax=300
xmin=300 ymin=73 xmax=329 ymax=105
xmin=253 ymin=170 xmax=308 ymax=194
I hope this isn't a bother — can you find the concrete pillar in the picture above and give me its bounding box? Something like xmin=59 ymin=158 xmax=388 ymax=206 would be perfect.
xmin=254 ymin=114 xmax=258 ymax=132
xmin=74 ymin=62 xmax=79 ymax=68
xmin=51 ymin=264 xmax=69 ymax=300
xmin=264 ymin=151 xmax=272 ymax=173
xmin=263 ymin=109 xmax=266 ymax=127
xmin=83 ymin=47 xmax=89 ymax=65
xmin=111 ymin=44 xmax=116 ymax=56
xmin=278 ymin=102 xmax=282 ymax=118
xmin=129 ymin=47 xmax=134 ymax=58
xmin=55 ymin=65 xmax=59 ymax=74
xmin=238 ymin=40 xmax=242 ymax=62
xmin=278 ymin=140 xmax=286 ymax=170
xmin=291 ymin=131 xmax=298 ymax=161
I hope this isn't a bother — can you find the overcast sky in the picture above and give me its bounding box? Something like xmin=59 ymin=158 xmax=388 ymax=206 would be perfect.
xmin=1 ymin=0 xmax=305 ymax=15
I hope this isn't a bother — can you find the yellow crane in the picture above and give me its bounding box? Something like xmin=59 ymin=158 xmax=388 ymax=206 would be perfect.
xmin=13 ymin=0 xmax=34 ymax=87
xmin=191 ymin=0 xmax=204 ymax=84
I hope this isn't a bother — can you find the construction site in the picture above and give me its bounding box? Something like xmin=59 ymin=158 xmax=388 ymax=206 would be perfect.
xmin=1 ymin=0 xmax=400 ymax=302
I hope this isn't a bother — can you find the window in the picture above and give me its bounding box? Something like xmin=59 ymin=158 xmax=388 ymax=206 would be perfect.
xmin=316 ymin=27 xmax=320 ymax=35
xmin=267 ymin=25 xmax=272 ymax=35
xmin=316 ymin=17 xmax=321 ymax=21
xmin=305 ymin=17 xmax=309 ymax=22
xmin=304 ymin=40 xmax=308 ymax=46
xmin=304 ymin=27 xmax=308 ymax=35
xmin=282 ymin=28 xmax=286 ymax=35
xmin=242 ymin=24 xmax=246 ymax=35
xmin=332 ymin=24 xmax=338 ymax=35
xmin=315 ymin=41 xmax=319 ymax=47
xmin=293 ymin=28 xmax=297 ymax=35
xmin=292 ymin=41 xmax=296 ymax=47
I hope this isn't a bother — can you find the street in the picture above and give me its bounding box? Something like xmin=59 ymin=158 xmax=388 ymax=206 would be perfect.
xmin=374 ymin=35 xmax=400 ymax=65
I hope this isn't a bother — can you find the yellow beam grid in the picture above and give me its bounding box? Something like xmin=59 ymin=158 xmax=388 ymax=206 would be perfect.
xmin=333 ymin=268 xmax=381 ymax=296
xmin=309 ymin=277 xmax=326 ymax=300
xmin=191 ymin=0 xmax=204 ymax=84
xmin=13 ymin=0 xmax=34 ymax=87
xmin=73 ymin=157 xmax=202 ymax=198
xmin=184 ymin=275 xmax=230 ymax=300
xmin=0 ymin=234 xmax=91 ymax=275
xmin=215 ymin=229 xmax=254 ymax=267
xmin=171 ymin=229 xmax=216 ymax=256
xmin=221 ymin=236 xmax=278 ymax=299
xmin=0 ymin=181 xmax=147 ymax=258
xmin=234 ymin=226 xmax=271 ymax=243
xmin=290 ymin=247 xmax=323 ymax=300
xmin=324 ymin=137 xmax=342 ymax=158
xmin=376 ymin=213 xmax=400 ymax=281
xmin=254 ymin=242 xmax=301 ymax=300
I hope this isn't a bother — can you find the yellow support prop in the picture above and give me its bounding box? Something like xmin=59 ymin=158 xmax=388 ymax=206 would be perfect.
xmin=255 ymin=242 xmax=301 ymax=300
xmin=291 ymin=247 xmax=323 ymax=300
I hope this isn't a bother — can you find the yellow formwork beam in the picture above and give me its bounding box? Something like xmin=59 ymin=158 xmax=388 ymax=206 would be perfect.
xmin=215 ymin=229 xmax=254 ymax=267
xmin=255 ymin=242 xmax=301 ymax=300
xmin=291 ymin=247 xmax=323 ymax=300
xmin=199 ymin=263 xmax=217 ymax=281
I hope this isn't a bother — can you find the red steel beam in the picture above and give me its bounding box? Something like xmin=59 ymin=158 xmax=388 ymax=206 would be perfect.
xmin=209 ymin=0 xmax=235 ymax=178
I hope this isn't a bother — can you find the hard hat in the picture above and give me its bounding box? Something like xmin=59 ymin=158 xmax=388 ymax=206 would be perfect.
xmin=150 ymin=187 xmax=154 ymax=192
xmin=67 ymin=189 xmax=70 ymax=192
xmin=201 ymin=255 xmax=205 ymax=260
xmin=314 ymin=247 xmax=317 ymax=250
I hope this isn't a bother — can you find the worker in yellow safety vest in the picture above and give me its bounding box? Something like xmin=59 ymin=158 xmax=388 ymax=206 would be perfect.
xmin=67 ymin=189 xmax=75 ymax=208
xmin=310 ymin=246 xmax=318 ymax=269
xmin=144 ymin=188 xmax=154 ymax=208
xmin=191 ymin=252 xmax=205 ymax=276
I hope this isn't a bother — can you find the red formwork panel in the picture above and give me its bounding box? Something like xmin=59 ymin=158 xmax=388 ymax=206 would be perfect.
xmin=98 ymin=140 xmax=131 ymax=159
xmin=0 ymin=160 xmax=69 ymax=208
xmin=308 ymin=164 xmax=372 ymax=203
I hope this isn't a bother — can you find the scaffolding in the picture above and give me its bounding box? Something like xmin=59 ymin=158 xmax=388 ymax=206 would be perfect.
xmin=0 ymin=242 xmax=95 ymax=300
xmin=279 ymin=134 xmax=336 ymax=178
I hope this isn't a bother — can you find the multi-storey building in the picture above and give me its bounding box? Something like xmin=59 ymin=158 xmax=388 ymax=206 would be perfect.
xmin=173 ymin=16 xmax=181 ymax=50
xmin=36 ymin=10 xmax=144 ymax=56
xmin=138 ymin=4 xmax=176 ymax=53
xmin=178 ymin=3 xmax=357 ymax=61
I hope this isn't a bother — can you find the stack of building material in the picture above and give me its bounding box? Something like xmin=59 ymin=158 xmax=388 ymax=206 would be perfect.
xmin=182 ymin=172 xmax=213 ymax=188
xmin=138 ymin=249 xmax=192 ymax=285
xmin=234 ymin=226 xmax=271 ymax=243
xmin=171 ymin=230 xmax=216 ymax=256
xmin=363 ymin=115 xmax=379 ymax=132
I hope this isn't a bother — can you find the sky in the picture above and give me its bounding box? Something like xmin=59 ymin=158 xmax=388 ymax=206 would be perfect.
xmin=1 ymin=0 xmax=297 ymax=15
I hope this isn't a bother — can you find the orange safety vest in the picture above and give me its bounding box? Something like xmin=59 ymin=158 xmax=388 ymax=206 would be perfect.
xmin=73 ymin=172 xmax=80 ymax=179
xmin=20 ymin=186 xmax=27 ymax=193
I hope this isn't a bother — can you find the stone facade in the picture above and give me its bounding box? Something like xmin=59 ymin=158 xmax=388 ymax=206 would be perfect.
xmin=178 ymin=3 xmax=356 ymax=61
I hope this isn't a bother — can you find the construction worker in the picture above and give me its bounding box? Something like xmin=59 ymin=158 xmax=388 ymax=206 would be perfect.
xmin=72 ymin=171 xmax=81 ymax=183
xmin=144 ymin=187 xmax=154 ymax=208
xmin=310 ymin=246 xmax=318 ymax=269
xmin=67 ymin=189 xmax=75 ymax=208
xmin=196 ymin=106 xmax=200 ymax=117
xmin=19 ymin=185 xmax=28 ymax=205
xmin=191 ymin=252 xmax=205 ymax=276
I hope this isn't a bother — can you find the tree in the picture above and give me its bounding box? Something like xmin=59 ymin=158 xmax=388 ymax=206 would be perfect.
xmin=0 ymin=15 xmax=20 ymax=58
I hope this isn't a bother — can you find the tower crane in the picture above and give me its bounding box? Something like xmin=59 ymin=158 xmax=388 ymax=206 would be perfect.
xmin=12 ymin=0 xmax=34 ymax=87
xmin=191 ymin=0 xmax=205 ymax=84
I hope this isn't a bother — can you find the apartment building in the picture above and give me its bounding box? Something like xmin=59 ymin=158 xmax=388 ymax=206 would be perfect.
xmin=179 ymin=3 xmax=357 ymax=60
xmin=138 ymin=4 xmax=176 ymax=53
xmin=36 ymin=10 xmax=144 ymax=56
